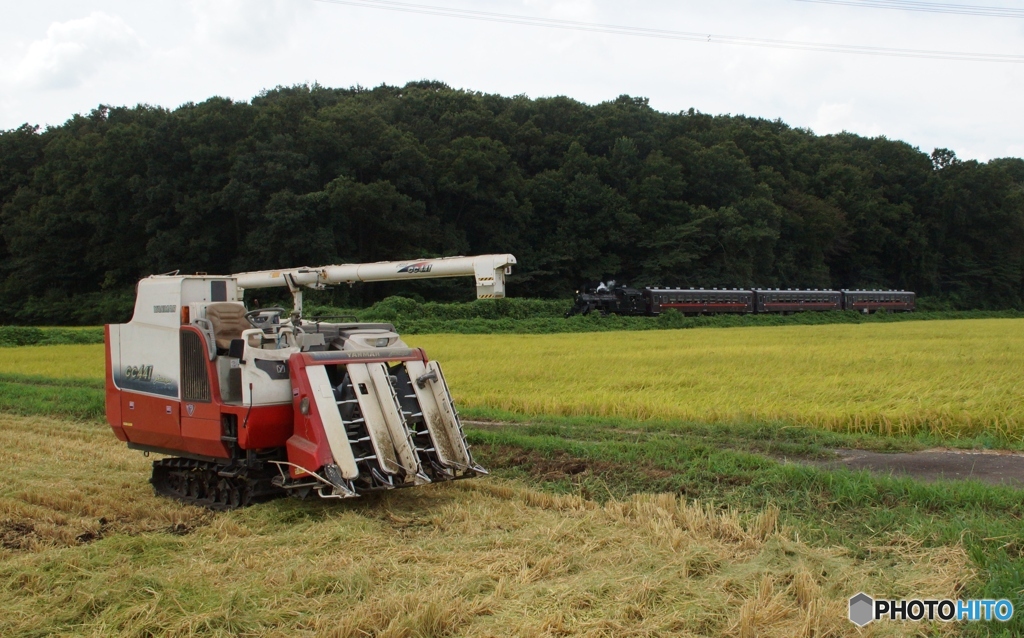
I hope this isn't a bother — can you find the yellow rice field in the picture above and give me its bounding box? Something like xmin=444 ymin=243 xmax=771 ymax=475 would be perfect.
xmin=0 ymin=344 xmax=104 ymax=379
xmin=2 ymin=318 xmax=1021 ymax=438
xmin=409 ymin=319 xmax=1024 ymax=439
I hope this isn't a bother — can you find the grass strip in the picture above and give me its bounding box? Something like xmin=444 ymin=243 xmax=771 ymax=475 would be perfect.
xmin=8 ymin=308 xmax=1020 ymax=342
xmin=0 ymin=326 xmax=104 ymax=347
xmin=0 ymin=373 xmax=105 ymax=420
xmin=319 ymin=298 xmax=1024 ymax=335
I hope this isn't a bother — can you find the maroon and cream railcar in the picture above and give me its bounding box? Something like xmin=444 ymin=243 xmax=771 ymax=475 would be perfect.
xmin=644 ymin=288 xmax=754 ymax=315
xmin=753 ymin=289 xmax=842 ymax=314
xmin=567 ymin=282 xmax=918 ymax=317
xmin=841 ymin=290 xmax=916 ymax=313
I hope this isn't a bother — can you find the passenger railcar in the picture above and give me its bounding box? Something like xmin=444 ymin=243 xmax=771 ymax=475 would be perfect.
xmin=566 ymin=283 xmax=915 ymax=317
xmin=841 ymin=290 xmax=916 ymax=313
xmin=646 ymin=288 xmax=753 ymax=315
xmin=753 ymin=289 xmax=842 ymax=313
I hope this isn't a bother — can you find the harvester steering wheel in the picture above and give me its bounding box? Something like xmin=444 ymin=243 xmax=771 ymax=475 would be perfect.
xmin=244 ymin=307 xmax=286 ymax=329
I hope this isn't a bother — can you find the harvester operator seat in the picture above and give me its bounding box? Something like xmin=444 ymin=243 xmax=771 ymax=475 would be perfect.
xmin=205 ymin=302 xmax=250 ymax=351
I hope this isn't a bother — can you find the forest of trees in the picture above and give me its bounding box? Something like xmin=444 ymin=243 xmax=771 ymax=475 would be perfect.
xmin=1 ymin=81 xmax=1023 ymax=324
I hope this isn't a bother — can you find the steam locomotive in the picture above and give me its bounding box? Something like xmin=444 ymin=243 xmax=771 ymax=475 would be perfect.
xmin=566 ymin=283 xmax=915 ymax=317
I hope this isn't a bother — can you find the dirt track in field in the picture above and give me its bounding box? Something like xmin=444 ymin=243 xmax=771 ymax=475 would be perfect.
xmin=465 ymin=420 xmax=1024 ymax=488
xmin=812 ymin=448 xmax=1024 ymax=487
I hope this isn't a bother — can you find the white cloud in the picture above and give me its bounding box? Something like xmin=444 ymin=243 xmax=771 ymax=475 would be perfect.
xmin=189 ymin=0 xmax=306 ymax=51
xmin=1003 ymin=144 xmax=1024 ymax=160
xmin=522 ymin=0 xmax=597 ymax=20
xmin=812 ymin=102 xmax=854 ymax=135
xmin=12 ymin=12 xmax=143 ymax=91
xmin=0 ymin=0 xmax=1021 ymax=159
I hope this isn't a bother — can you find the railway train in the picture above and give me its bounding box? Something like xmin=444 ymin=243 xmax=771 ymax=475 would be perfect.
xmin=566 ymin=283 xmax=915 ymax=317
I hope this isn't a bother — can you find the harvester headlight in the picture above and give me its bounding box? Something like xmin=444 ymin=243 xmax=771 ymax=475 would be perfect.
xmin=375 ymin=337 xmax=390 ymax=347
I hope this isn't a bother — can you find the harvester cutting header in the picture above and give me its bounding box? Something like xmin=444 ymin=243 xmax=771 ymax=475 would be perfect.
xmin=105 ymin=254 xmax=516 ymax=509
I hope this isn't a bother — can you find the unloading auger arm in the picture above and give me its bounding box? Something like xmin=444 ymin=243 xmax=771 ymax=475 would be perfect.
xmin=233 ymin=254 xmax=517 ymax=318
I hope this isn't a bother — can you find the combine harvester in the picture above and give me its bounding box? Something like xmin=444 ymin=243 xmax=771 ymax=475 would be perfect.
xmin=105 ymin=255 xmax=516 ymax=509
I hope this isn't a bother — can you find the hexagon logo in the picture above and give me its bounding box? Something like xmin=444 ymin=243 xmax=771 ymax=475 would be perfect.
xmin=849 ymin=592 xmax=874 ymax=627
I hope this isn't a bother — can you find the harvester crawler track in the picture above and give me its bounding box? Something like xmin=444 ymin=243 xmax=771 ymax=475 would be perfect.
xmin=151 ymin=458 xmax=283 ymax=510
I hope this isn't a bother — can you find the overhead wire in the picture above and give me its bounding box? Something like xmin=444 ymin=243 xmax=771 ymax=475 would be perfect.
xmin=310 ymin=0 xmax=1024 ymax=63
xmin=793 ymin=0 xmax=1024 ymax=19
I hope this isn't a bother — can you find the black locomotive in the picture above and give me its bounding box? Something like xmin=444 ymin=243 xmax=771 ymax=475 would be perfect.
xmin=566 ymin=283 xmax=915 ymax=317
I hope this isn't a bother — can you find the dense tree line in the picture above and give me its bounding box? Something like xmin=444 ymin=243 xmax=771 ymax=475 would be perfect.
xmin=1 ymin=81 xmax=1022 ymax=324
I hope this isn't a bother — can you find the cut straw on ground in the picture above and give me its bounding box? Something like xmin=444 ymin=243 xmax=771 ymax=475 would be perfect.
xmin=0 ymin=414 xmax=972 ymax=637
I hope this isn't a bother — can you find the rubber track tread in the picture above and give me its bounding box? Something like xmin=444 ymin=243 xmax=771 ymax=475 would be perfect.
xmin=150 ymin=457 xmax=284 ymax=510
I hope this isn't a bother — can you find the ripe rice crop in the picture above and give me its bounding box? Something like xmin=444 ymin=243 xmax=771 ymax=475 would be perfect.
xmin=3 ymin=319 xmax=1021 ymax=439
xmin=0 ymin=344 xmax=104 ymax=379
xmin=409 ymin=318 xmax=1024 ymax=439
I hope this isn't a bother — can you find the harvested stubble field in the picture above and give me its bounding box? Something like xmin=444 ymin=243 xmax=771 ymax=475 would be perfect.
xmin=0 ymin=413 xmax=971 ymax=637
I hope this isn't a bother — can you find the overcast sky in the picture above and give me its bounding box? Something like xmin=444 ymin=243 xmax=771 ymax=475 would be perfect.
xmin=1 ymin=0 xmax=1022 ymax=161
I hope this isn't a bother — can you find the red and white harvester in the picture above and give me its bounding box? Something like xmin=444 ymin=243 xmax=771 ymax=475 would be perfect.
xmin=104 ymin=255 xmax=516 ymax=509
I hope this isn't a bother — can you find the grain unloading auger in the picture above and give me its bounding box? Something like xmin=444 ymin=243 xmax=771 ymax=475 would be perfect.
xmin=104 ymin=254 xmax=516 ymax=509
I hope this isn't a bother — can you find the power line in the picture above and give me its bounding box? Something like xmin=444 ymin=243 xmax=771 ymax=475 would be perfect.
xmin=794 ymin=0 xmax=1024 ymax=19
xmin=311 ymin=0 xmax=1024 ymax=63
